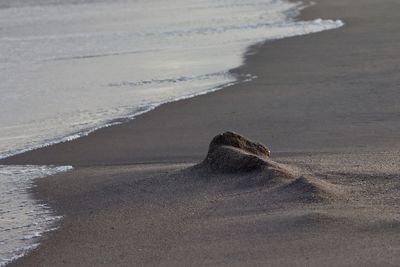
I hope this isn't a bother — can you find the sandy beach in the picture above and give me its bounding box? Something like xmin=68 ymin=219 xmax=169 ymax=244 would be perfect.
xmin=3 ymin=0 xmax=400 ymax=266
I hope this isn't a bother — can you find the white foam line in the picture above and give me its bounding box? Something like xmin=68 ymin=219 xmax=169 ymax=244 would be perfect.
xmin=0 ymin=0 xmax=344 ymax=161
xmin=0 ymin=73 xmax=255 ymax=160
xmin=0 ymin=165 xmax=72 ymax=267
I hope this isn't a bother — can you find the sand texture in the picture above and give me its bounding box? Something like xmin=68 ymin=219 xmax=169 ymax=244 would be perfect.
xmin=9 ymin=152 xmax=400 ymax=266
xmin=4 ymin=0 xmax=400 ymax=266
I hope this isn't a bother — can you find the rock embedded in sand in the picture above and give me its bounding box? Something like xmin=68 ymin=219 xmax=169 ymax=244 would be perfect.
xmin=208 ymin=131 xmax=270 ymax=158
xmin=198 ymin=132 xmax=344 ymax=203
xmin=202 ymin=132 xmax=273 ymax=172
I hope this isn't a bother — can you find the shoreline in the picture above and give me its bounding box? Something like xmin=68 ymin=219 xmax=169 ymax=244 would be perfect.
xmin=2 ymin=0 xmax=400 ymax=167
xmin=0 ymin=0 xmax=351 ymax=167
xmin=0 ymin=0 xmax=339 ymax=164
xmin=5 ymin=0 xmax=400 ymax=265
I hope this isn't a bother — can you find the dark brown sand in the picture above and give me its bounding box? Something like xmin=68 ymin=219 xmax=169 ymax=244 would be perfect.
xmin=5 ymin=0 xmax=400 ymax=266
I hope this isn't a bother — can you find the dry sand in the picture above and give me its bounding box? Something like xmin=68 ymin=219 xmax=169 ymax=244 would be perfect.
xmin=9 ymin=152 xmax=400 ymax=266
xmin=4 ymin=0 xmax=400 ymax=266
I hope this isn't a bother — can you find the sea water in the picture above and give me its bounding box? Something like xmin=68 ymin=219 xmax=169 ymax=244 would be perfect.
xmin=0 ymin=165 xmax=72 ymax=266
xmin=0 ymin=0 xmax=343 ymax=264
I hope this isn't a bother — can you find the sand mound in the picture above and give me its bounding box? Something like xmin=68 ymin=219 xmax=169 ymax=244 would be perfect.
xmin=200 ymin=131 xmax=276 ymax=173
xmin=208 ymin=131 xmax=270 ymax=158
xmin=274 ymin=176 xmax=343 ymax=202
xmin=189 ymin=131 xmax=294 ymax=191
xmin=204 ymin=145 xmax=269 ymax=173
xmin=193 ymin=132 xmax=344 ymax=201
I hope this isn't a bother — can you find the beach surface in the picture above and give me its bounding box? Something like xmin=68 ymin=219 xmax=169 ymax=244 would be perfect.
xmin=4 ymin=0 xmax=400 ymax=266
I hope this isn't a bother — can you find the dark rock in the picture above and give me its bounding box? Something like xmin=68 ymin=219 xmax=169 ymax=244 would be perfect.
xmin=208 ymin=131 xmax=270 ymax=158
xmin=202 ymin=132 xmax=272 ymax=172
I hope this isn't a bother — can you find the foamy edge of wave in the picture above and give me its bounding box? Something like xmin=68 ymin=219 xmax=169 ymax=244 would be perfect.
xmin=0 ymin=74 xmax=245 ymax=160
xmin=0 ymin=165 xmax=72 ymax=267
xmin=0 ymin=0 xmax=344 ymax=161
xmin=0 ymin=18 xmax=344 ymax=160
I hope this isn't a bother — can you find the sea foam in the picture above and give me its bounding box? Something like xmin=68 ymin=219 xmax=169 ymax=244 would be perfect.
xmin=0 ymin=165 xmax=72 ymax=266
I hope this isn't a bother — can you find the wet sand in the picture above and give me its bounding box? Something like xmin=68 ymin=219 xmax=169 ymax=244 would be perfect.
xmin=4 ymin=0 xmax=400 ymax=266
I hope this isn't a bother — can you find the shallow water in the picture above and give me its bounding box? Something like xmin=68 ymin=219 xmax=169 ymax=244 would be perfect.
xmin=0 ymin=0 xmax=343 ymax=158
xmin=0 ymin=0 xmax=343 ymax=264
xmin=0 ymin=165 xmax=72 ymax=266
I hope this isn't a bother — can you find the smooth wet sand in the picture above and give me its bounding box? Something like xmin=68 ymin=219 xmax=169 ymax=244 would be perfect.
xmin=4 ymin=0 xmax=400 ymax=266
